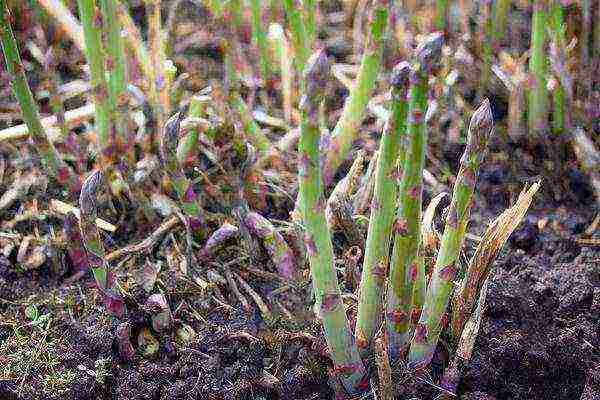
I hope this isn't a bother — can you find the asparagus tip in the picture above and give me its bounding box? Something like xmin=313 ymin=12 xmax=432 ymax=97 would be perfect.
xmin=160 ymin=111 xmax=185 ymax=163
xmin=80 ymin=169 xmax=104 ymax=217
xmin=390 ymin=61 xmax=411 ymax=96
xmin=468 ymin=98 xmax=494 ymax=145
xmin=415 ymin=31 xmax=444 ymax=72
xmin=303 ymin=49 xmax=329 ymax=95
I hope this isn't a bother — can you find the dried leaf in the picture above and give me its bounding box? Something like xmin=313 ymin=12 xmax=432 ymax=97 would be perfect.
xmin=451 ymin=181 xmax=541 ymax=338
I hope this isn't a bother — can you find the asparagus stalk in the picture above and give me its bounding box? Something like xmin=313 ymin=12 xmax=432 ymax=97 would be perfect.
xmin=79 ymin=169 xmax=124 ymax=317
xmin=0 ymin=1 xmax=79 ymax=191
xmin=386 ymin=32 xmax=443 ymax=362
xmin=434 ymin=0 xmax=447 ymax=31
xmin=146 ymin=0 xmax=169 ymax=145
xmin=282 ymin=0 xmax=310 ymax=72
xmin=303 ymin=0 xmax=317 ymax=46
xmin=321 ymin=0 xmax=388 ymax=186
xmin=159 ymin=111 xmax=206 ymax=236
xmin=491 ymin=0 xmax=511 ymax=48
xmin=408 ymin=99 xmax=494 ymax=370
xmin=267 ymin=23 xmax=293 ymax=123
xmin=298 ymin=50 xmax=367 ymax=394
xmin=354 ymin=61 xmax=410 ymax=359
xmin=176 ymin=95 xmax=207 ymax=164
xmin=100 ymin=0 xmax=132 ymax=162
xmin=241 ymin=211 xmax=296 ymax=279
xmin=221 ymin=31 xmax=271 ymax=153
xmin=249 ymin=0 xmax=271 ymax=83
xmin=77 ymin=0 xmax=114 ymax=163
xmin=550 ymin=1 xmax=566 ymax=135
xmin=528 ymin=0 xmax=548 ymax=137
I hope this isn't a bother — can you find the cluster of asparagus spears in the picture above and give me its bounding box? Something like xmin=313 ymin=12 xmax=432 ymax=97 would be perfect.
xmin=0 ymin=0 xmax=558 ymax=396
xmin=298 ymin=35 xmax=495 ymax=394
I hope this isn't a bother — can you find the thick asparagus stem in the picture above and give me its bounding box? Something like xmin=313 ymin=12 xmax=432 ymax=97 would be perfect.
xmin=386 ymin=32 xmax=443 ymax=363
xmin=408 ymin=99 xmax=494 ymax=370
xmin=0 ymin=1 xmax=78 ymax=191
xmin=282 ymin=0 xmax=310 ymax=72
xmin=298 ymin=50 xmax=367 ymax=394
xmin=303 ymin=0 xmax=317 ymax=46
xmin=354 ymin=61 xmax=410 ymax=359
xmin=77 ymin=0 xmax=114 ymax=163
xmin=435 ymin=0 xmax=447 ymax=31
xmin=249 ymin=0 xmax=271 ymax=83
xmin=528 ymin=0 xmax=548 ymax=137
xmin=100 ymin=0 xmax=132 ymax=161
xmin=550 ymin=1 xmax=566 ymax=135
xmin=321 ymin=0 xmax=388 ymax=186
xmin=79 ymin=170 xmax=125 ymax=317
xmin=491 ymin=0 xmax=511 ymax=48
xmin=267 ymin=23 xmax=293 ymax=123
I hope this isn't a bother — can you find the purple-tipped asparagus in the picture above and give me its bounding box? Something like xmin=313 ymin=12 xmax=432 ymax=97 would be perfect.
xmin=242 ymin=211 xmax=296 ymax=279
xmin=408 ymin=99 xmax=494 ymax=370
xmin=298 ymin=50 xmax=368 ymax=395
xmin=160 ymin=110 xmax=206 ymax=236
xmin=354 ymin=61 xmax=410 ymax=359
xmin=79 ymin=169 xmax=124 ymax=317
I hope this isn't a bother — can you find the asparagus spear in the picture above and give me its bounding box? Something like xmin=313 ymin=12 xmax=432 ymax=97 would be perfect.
xmin=298 ymin=50 xmax=367 ymax=394
xmin=354 ymin=61 xmax=410 ymax=359
xmin=386 ymin=32 xmax=443 ymax=363
xmin=528 ymin=0 xmax=548 ymax=137
xmin=408 ymin=99 xmax=494 ymax=370
xmin=249 ymin=0 xmax=271 ymax=83
xmin=100 ymin=0 xmax=132 ymax=162
xmin=77 ymin=0 xmax=114 ymax=163
xmin=282 ymin=0 xmax=310 ymax=72
xmin=79 ymin=169 xmax=124 ymax=317
xmin=160 ymin=111 xmax=206 ymax=236
xmin=0 ymin=1 xmax=78 ymax=191
xmin=321 ymin=0 xmax=389 ymax=186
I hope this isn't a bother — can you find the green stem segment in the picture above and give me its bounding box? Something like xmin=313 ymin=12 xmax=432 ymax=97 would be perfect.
xmin=528 ymin=0 xmax=548 ymax=137
xmin=386 ymin=32 xmax=443 ymax=363
xmin=100 ymin=0 xmax=132 ymax=161
xmin=321 ymin=0 xmax=388 ymax=186
xmin=77 ymin=0 xmax=114 ymax=163
xmin=282 ymin=0 xmax=310 ymax=72
xmin=0 ymin=1 xmax=78 ymax=192
xmin=354 ymin=61 xmax=410 ymax=360
xmin=221 ymin=32 xmax=271 ymax=153
xmin=491 ymin=0 xmax=511 ymax=47
xmin=298 ymin=51 xmax=367 ymax=394
xmin=303 ymin=0 xmax=317 ymax=46
xmin=408 ymin=99 xmax=494 ymax=370
xmin=249 ymin=0 xmax=271 ymax=83
xmin=550 ymin=1 xmax=565 ymax=135
xmin=435 ymin=0 xmax=447 ymax=31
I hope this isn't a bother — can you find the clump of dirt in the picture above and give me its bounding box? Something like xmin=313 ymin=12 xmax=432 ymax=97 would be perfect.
xmin=460 ymin=239 xmax=599 ymax=400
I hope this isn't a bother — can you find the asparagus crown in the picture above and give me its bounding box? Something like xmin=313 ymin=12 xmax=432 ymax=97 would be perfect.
xmin=80 ymin=169 xmax=104 ymax=219
xmin=415 ymin=31 xmax=444 ymax=74
xmin=390 ymin=61 xmax=411 ymax=100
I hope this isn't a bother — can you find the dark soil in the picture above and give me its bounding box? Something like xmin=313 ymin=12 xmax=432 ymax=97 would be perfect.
xmin=1 ymin=160 xmax=597 ymax=400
